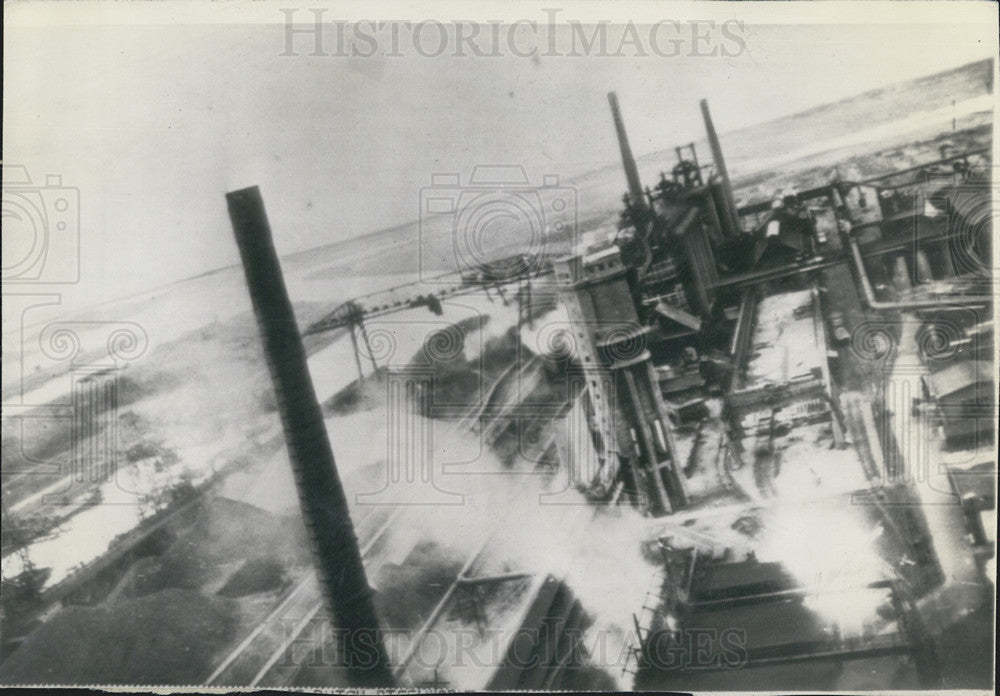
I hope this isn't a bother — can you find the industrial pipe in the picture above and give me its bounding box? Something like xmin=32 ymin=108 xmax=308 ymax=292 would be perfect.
xmin=847 ymin=234 xmax=992 ymax=311
xmin=858 ymin=147 xmax=989 ymax=185
xmin=728 ymin=289 xmax=757 ymax=394
xmin=226 ymin=186 xmax=393 ymax=687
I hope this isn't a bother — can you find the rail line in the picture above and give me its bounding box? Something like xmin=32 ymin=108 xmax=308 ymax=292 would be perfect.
xmin=243 ymin=473 xmax=598 ymax=689
xmin=209 ymin=358 xmax=567 ymax=688
xmin=206 ymin=506 xmax=404 ymax=686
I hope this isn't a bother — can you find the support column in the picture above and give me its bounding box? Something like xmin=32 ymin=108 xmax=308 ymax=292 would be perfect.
xmin=358 ymin=319 xmax=379 ymax=373
xmin=891 ymin=255 xmax=912 ymax=292
xmin=348 ymin=323 xmax=365 ymax=382
xmin=622 ymin=368 xmax=672 ymax=514
xmin=915 ymin=249 xmax=934 ymax=283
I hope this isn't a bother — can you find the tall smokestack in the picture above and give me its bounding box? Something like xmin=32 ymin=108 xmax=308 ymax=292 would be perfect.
xmin=608 ymin=92 xmax=645 ymax=206
xmin=700 ymin=98 xmax=741 ymax=235
xmin=226 ymin=186 xmax=393 ymax=687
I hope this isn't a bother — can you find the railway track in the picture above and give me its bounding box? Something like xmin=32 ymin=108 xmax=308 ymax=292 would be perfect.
xmin=206 ymin=506 xmax=403 ymax=686
xmin=205 ymin=356 xmax=567 ymax=688
xmin=209 ymin=504 xmax=520 ymax=688
xmin=231 ymin=473 xmax=597 ymax=689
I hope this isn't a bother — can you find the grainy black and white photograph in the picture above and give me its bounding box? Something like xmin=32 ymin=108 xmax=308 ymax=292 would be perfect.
xmin=2 ymin=1 xmax=997 ymax=691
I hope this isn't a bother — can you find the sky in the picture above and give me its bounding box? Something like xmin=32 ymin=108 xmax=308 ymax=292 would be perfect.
xmin=3 ymin=1 xmax=996 ymax=311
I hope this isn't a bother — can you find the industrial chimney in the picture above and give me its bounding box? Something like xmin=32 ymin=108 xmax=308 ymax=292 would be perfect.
xmin=700 ymin=98 xmax=741 ymax=236
xmin=226 ymin=186 xmax=393 ymax=687
xmin=608 ymin=91 xmax=646 ymax=207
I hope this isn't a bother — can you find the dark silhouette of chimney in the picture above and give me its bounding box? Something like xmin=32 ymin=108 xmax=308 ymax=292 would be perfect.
xmin=608 ymin=92 xmax=646 ymax=207
xmin=226 ymin=186 xmax=393 ymax=687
